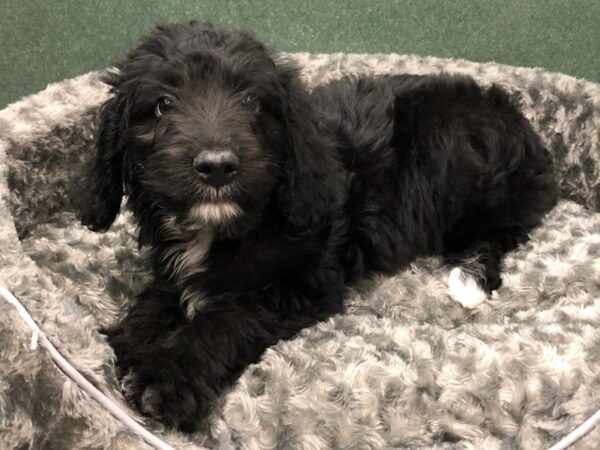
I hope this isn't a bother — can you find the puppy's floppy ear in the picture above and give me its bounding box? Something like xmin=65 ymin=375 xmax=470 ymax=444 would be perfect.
xmin=276 ymin=61 xmax=346 ymax=234
xmin=79 ymin=96 xmax=125 ymax=232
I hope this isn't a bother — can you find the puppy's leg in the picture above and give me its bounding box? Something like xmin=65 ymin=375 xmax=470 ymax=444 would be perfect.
xmin=107 ymin=282 xmax=340 ymax=431
xmin=106 ymin=284 xmax=210 ymax=431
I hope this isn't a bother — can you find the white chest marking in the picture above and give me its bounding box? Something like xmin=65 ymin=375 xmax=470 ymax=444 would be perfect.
xmin=162 ymin=229 xmax=214 ymax=281
xmin=159 ymin=202 xmax=241 ymax=319
xmin=180 ymin=286 xmax=209 ymax=320
xmin=159 ymin=217 xmax=214 ymax=319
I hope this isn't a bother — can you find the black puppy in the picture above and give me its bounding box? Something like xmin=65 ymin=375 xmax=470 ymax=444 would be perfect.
xmin=81 ymin=21 xmax=557 ymax=431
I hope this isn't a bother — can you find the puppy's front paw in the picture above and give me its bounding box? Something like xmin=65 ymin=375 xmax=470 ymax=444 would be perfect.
xmin=448 ymin=267 xmax=488 ymax=308
xmin=108 ymin=326 xmax=213 ymax=432
xmin=118 ymin=364 xmax=212 ymax=432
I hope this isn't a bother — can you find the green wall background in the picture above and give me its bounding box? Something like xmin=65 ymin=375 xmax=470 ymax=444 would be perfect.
xmin=1 ymin=0 xmax=599 ymax=109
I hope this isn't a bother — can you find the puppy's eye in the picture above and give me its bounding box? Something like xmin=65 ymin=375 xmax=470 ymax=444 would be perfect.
xmin=241 ymin=93 xmax=259 ymax=108
xmin=155 ymin=96 xmax=175 ymax=117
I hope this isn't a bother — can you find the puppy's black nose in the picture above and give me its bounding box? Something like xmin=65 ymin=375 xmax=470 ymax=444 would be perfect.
xmin=193 ymin=150 xmax=239 ymax=188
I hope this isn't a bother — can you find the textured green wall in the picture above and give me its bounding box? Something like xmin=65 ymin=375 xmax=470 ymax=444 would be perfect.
xmin=1 ymin=0 xmax=599 ymax=108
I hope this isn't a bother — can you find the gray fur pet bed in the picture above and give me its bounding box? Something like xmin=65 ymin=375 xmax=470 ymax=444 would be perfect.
xmin=1 ymin=53 xmax=599 ymax=450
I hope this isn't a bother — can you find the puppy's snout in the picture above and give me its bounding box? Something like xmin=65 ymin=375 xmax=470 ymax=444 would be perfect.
xmin=193 ymin=149 xmax=239 ymax=188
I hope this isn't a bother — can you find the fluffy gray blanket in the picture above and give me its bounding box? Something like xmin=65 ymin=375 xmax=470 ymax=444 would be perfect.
xmin=1 ymin=53 xmax=599 ymax=450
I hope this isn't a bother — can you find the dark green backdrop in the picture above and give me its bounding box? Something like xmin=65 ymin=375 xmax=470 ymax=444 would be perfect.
xmin=1 ymin=0 xmax=599 ymax=109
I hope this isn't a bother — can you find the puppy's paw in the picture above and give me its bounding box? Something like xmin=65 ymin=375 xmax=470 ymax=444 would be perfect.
xmin=109 ymin=328 xmax=212 ymax=432
xmin=448 ymin=267 xmax=488 ymax=308
xmin=139 ymin=381 xmax=204 ymax=432
xmin=119 ymin=366 xmax=211 ymax=432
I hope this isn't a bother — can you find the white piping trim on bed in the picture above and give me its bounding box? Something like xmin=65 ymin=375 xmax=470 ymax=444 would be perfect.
xmin=548 ymin=408 xmax=600 ymax=450
xmin=0 ymin=283 xmax=176 ymax=450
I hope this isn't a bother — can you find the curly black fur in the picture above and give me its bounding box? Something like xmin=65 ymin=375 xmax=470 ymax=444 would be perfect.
xmin=80 ymin=21 xmax=557 ymax=431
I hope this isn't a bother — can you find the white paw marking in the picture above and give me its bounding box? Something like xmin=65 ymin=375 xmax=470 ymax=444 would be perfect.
xmin=448 ymin=267 xmax=488 ymax=308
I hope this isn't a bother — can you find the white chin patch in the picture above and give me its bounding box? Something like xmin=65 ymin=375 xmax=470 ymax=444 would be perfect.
xmin=188 ymin=202 xmax=242 ymax=224
xmin=448 ymin=267 xmax=488 ymax=308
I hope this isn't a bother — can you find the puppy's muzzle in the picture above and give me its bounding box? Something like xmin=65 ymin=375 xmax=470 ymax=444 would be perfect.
xmin=193 ymin=149 xmax=239 ymax=188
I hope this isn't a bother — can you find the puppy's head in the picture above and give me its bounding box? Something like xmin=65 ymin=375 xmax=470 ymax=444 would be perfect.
xmin=81 ymin=21 xmax=343 ymax=241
